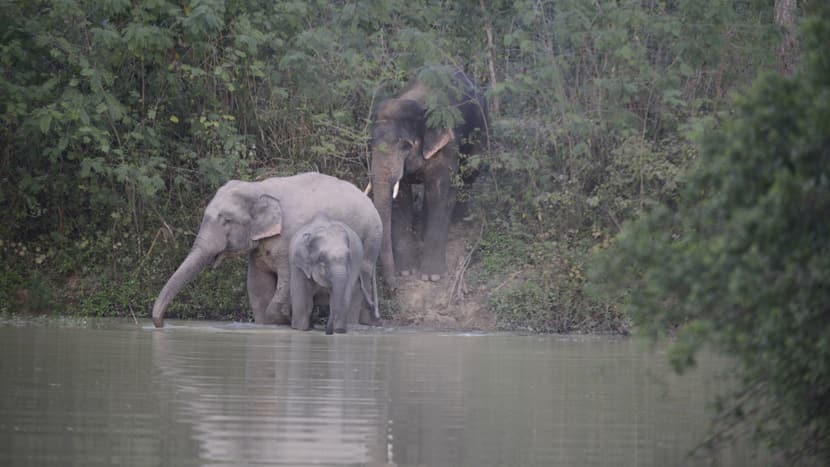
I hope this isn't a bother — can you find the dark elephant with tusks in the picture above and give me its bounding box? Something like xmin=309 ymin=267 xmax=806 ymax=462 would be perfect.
xmin=151 ymin=172 xmax=382 ymax=328
xmin=289 ymin=214 xmax=377 ymax=334
xmin=366 ymin=67 xmax=488 ymax=286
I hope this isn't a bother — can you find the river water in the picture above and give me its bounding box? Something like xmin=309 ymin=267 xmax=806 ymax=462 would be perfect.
xmin=0 ymin=319 xmax=763 ymax=466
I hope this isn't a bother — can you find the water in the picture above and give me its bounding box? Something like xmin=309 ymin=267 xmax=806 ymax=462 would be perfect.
xmin=0 ymin=319 xmax=763 ymax=466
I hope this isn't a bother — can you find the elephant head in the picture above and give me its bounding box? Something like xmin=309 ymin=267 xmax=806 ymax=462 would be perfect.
xmin=291 ymin=218 xmax=362 ymax=334
xmin=369 ymin=94 xmax=457 ymax=286
xmin=152 ymin=181 xmax=283 ymax=328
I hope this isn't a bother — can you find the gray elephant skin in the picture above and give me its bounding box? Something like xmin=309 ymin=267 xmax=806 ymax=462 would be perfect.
xmin=369 ymin=68 xmax=488 ymax=285
xmin=152 ymin=172 xmax=382 ymax=328
xmin=290 ymin=214 xmax=377 ymax=334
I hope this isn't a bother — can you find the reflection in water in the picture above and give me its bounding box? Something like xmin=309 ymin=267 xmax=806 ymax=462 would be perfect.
xmin=0 ymin=320 xmax=764 ymax=466
xmin=151 ymin=329 xmax=387 ymax=465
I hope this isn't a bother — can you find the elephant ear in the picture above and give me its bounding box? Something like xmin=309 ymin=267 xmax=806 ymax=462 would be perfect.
xmin=251 ymin=194 xmax=283 ymax=241
xmin=423 ymin=128 xmax=455 ymax=160
xmin=333 ymin=222 xmax=350 ymax=249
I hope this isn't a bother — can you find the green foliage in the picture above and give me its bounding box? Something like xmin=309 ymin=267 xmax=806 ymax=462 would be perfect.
xmin=0 ymin=242 xmax=55 ymax=315
xmin=476 ymin=225 xmax=531 ymax=276
xmin=0 ymin=0 xmax=786 ymax=329
xmin=462 ymin=0 xmax=782 ymax=337
xmin=473 ymin=222 xmax=625 ymax=334
xmin=0 ymin=0 xmax=818 ymax=460
xmin=483 ymin=0 xmax=776 ymax=236
xmin=592 ymin=10 xmax=830 ymax=463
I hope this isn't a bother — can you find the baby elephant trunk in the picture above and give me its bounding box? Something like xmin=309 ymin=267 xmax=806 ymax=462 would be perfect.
xmin=327 ymin=267 xmax=351 ymax=335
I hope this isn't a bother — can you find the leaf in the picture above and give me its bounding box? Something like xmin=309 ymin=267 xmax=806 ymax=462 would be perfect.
xmin=38 ymin=113 xmax=52 ymax=134
xmin=169 ymin=115 xmax=179 ymax=123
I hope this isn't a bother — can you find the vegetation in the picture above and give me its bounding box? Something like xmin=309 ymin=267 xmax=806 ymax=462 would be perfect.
xmin=592 ymin=7 xmax=830 ymax=463
xmin=2 ymin=0 xmax=827 ymax=460
xmin=0 ymin=0 xmax=784 ymax=323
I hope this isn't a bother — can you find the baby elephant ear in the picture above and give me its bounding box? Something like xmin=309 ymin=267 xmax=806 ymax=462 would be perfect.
xmin=291 ymin=233 xmax=313 ymax=279
xmin=251 ymin=195 xmax=282 ymax=241
xmin=423 ymin=128 xmax=455 ymax=160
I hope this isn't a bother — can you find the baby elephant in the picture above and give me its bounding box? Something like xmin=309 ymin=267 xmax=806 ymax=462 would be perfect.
xmin=290 ymin=214 xmax=378 ymax=334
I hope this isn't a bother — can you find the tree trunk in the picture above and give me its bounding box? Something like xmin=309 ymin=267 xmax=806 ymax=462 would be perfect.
xmin=775 ymin=0 xmax=799 ymax=76
xmin=479 ymin=0 xmax=500 ymax=118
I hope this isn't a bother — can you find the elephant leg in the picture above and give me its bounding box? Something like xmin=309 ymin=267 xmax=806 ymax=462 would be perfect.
xmin=343 ymin=283 xmax=368 ymax=326
xmin=264 ymin=261 xmax=292 ymax=323
xmin=391 ymin=182 xmax=418 ymax=276
xmin=420 ymin=164 xmax=456 ymax=281
xmin=360 ymin=225 xmax=381 ymax=320
xmin=247 ymin=261 xmax=286 ymax=324
xmin=290 ymin=267 xmax=314 ymax=331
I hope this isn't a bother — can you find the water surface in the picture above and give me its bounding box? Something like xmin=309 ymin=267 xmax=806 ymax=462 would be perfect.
xmin=0 ymin=319 xmax=762 ymax=466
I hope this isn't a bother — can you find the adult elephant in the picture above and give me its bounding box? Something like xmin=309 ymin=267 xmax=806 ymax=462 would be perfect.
xmin=151 ymin=172 xmax=382 ymax=328
xmin=289 ymin=213 xmax=376 ymax=334
xmin=368 ymin=68 xmax=488 ymax=285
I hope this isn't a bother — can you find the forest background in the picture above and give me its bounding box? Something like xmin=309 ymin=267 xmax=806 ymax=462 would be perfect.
xmin=2 ymin=0 xmax=828 ymax=461
xmin=0 ymin=0 xmax=792 ymax=327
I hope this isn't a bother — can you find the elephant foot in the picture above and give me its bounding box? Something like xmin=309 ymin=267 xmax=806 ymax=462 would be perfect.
xmin=334 ymin=328 xmax=346 ymax=334
xmin=360 ymin=315 xmax=383 ymax=326
xmin=399 ymin=269 xmax=417 ymax=277
xmin=262 ymin=311 xmax=291 ymax=325
xmin=420 ymin=273 xmax=441 ymax=282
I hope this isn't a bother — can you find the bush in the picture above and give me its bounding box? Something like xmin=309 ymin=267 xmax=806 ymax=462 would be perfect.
xmin=592 ymin=9 xmax=830 ymax=463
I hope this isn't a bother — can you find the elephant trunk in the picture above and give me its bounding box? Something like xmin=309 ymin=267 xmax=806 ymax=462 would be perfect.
xmin=327 ymin=268 xmax=351 ymax=335
xmin=372 ymin=180 xmax=397 ymax=290
xmin=152 ymin=246 xmax=216 ymax=328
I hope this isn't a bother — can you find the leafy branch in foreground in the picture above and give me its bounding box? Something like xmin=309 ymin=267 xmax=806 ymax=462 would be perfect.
xmin=591 ymin=9 xmax=830 ymax=464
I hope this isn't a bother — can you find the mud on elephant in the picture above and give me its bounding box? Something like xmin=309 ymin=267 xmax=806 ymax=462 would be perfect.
xmin=152 ymin=172 xmax=382 ymax=328
xmin=289 ymin=214 xmax=378 ymax=334
xmin=367 ymin=67 xmax=488 ymax=286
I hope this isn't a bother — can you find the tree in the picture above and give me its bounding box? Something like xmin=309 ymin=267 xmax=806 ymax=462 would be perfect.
xmin=592 ymin=7 xmax=830 ymax=462
xmin=775 ymin=0 xmax=799 ymax=75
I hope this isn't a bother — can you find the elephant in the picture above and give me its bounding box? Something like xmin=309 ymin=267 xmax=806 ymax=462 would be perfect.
xmin=289 ymin=213 xmax=377 ymax=334
xmin=367 ymin=67 xmax=488 ymax=286
xmin=151 ymin=172 xmax=382 ymax=328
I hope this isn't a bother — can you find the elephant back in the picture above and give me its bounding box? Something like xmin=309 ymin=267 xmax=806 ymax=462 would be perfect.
xmin=260 ymin=172 xmax=381 ymax=262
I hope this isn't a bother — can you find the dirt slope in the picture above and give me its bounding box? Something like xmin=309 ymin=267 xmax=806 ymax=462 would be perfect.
xmin=385 ymin=220 xmax=497 ymax=330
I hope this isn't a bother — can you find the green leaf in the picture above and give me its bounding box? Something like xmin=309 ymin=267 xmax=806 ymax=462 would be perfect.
xmin=38 ymin=113 xmax=52 ymax=134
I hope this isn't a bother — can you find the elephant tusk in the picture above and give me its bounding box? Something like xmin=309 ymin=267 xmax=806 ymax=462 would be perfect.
xmin=393 ymin=181 xmax=400 ymax=199
xmin=363 ymin=182 xmax=372 ymax=195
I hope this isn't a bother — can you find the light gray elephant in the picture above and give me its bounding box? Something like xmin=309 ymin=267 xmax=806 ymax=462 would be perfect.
xmin=289 ymin=214 xmax=377 ymax=334
xmin=151 ymin=172 xmax=382 ymax=328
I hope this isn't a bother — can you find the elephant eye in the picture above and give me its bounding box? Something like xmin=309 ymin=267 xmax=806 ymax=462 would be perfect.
xmin=398 ymin=141 xmax=412 ymax=151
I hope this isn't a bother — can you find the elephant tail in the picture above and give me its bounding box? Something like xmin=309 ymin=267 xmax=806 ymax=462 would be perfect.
xmin=361 ymin=271 xmax=380 ymax=321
